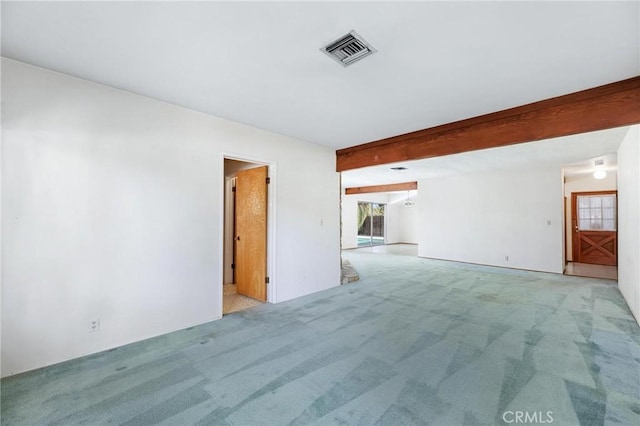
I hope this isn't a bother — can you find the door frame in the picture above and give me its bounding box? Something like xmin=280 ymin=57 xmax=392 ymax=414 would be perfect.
xmin=219 ymin=154 xmax=277 ymax=318
xmin=570 ymin=190 xmax=618 ymax=265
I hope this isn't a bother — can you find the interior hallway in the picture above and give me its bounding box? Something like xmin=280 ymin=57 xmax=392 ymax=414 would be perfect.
xmin=2 ymin=250 xmax=638 ymax=425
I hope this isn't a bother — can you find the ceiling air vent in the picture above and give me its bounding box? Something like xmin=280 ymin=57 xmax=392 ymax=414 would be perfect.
xmin=321 ymin=31 xmax=377 ymax=67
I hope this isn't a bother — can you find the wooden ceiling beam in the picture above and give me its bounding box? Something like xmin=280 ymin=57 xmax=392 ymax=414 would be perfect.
xmin=345 ymin=181 xmax=417 ymax=195
xmin=336 ymin=76 xmax=640 ymax=172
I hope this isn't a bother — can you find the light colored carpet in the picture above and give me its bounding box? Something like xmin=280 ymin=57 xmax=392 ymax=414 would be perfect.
xmin=223 ymin=284 xmax=262 ymax=315
xmin=2 ymin=249 xmax=638 ymax=425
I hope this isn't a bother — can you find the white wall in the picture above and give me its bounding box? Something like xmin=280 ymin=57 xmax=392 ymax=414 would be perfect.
xmin=564 ymin=173 xmax=617 ymax=261
xmin=418 ymin=167 xmax=564 ymax=273
xmin=1 ymin=58 xmax=341 ymax=376
xmin=387 ymin=191 xmax=419 ymax=244
xmin=399 ymin=205 xmax=419 ymax=244
xmin=617 ymin=125 xmax=640 ymax=325
xmin=564 ymin=172 xmax=617 ymax=195
xmin=386 ymin=203 xmax=404 ymax=244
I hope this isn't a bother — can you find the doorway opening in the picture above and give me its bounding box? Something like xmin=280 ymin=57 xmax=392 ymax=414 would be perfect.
xmin=223 ymin=158 xmax=271 ymax=314
xmin=357 ymin=202 xmax=386 ymax=247
xmin=564 ymin=167 xmax=618 ymax=280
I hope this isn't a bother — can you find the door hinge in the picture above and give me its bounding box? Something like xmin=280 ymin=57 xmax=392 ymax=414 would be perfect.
xmin=265 ymin=276 xmax=270 ymax=284
xmin=266 ymin=177 xmax=271 ymax=184
xmin=231 ymin=263 xmax=235 ymax=269
xmin=232 ymin=186 xmax=236 ymax=192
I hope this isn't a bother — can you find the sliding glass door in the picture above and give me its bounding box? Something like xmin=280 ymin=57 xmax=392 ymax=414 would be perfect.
xmin=357 ymin=202 xmax=385 ymax=247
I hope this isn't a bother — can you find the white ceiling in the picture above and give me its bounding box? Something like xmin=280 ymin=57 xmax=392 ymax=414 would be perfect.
xmin=2 ymin=2 xmax=638 ymax=150
xmin=341 ymin=126 xmax=630 ymax=188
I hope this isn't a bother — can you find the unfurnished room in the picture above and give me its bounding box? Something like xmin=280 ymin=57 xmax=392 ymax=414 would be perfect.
xmin=1 ymin=2 xmax=639 ymax=425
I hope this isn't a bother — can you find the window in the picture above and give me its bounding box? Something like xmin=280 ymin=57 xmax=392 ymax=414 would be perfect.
xmin=577 ymin=194 xmax=616 ymax=231
xmin=357 ymin=202 xmax=385 ymax=247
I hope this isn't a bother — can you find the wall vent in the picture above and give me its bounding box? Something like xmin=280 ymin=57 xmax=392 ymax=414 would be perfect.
xmin=321 ymin=31 xmax=376 ymax=67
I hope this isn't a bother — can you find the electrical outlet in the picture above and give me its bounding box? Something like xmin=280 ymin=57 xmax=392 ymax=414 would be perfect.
xmin=89 ymin=319 xmax=100 ymax=333
xmin=505 ymin=255 xmax=509 ymax=261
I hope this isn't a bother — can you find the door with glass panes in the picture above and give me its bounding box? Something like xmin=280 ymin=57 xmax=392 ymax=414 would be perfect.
xmin=357 ymin=202 xmax=385 ymax=247
xmin=571 ymin=191 xmax=617 ymax=266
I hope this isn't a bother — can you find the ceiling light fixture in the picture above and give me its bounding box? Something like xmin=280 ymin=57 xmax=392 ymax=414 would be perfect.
xmin=404 ymin=190 xmax=415 ymax=207
xmin=593 ymin=159 xmax=606 ymax=180
xmin=593 ymin=170 xmax=607 ymax=180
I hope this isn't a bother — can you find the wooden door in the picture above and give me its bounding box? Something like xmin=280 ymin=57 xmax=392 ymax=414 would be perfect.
xmin=235 ymin=166 xmax=268 ymax=301
xmin=571 ymin=191 xmax=617 ymax=266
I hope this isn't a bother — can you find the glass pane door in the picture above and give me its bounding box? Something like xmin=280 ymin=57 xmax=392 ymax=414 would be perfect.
xmin=371 ymin=203 xmax=385 ymax=246
xmin=357 ymin=202 xmax=385 ymax=247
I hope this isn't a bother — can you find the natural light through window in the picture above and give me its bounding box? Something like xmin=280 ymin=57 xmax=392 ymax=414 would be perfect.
xmin=577 ymin=194 xmax=616 ymax=231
